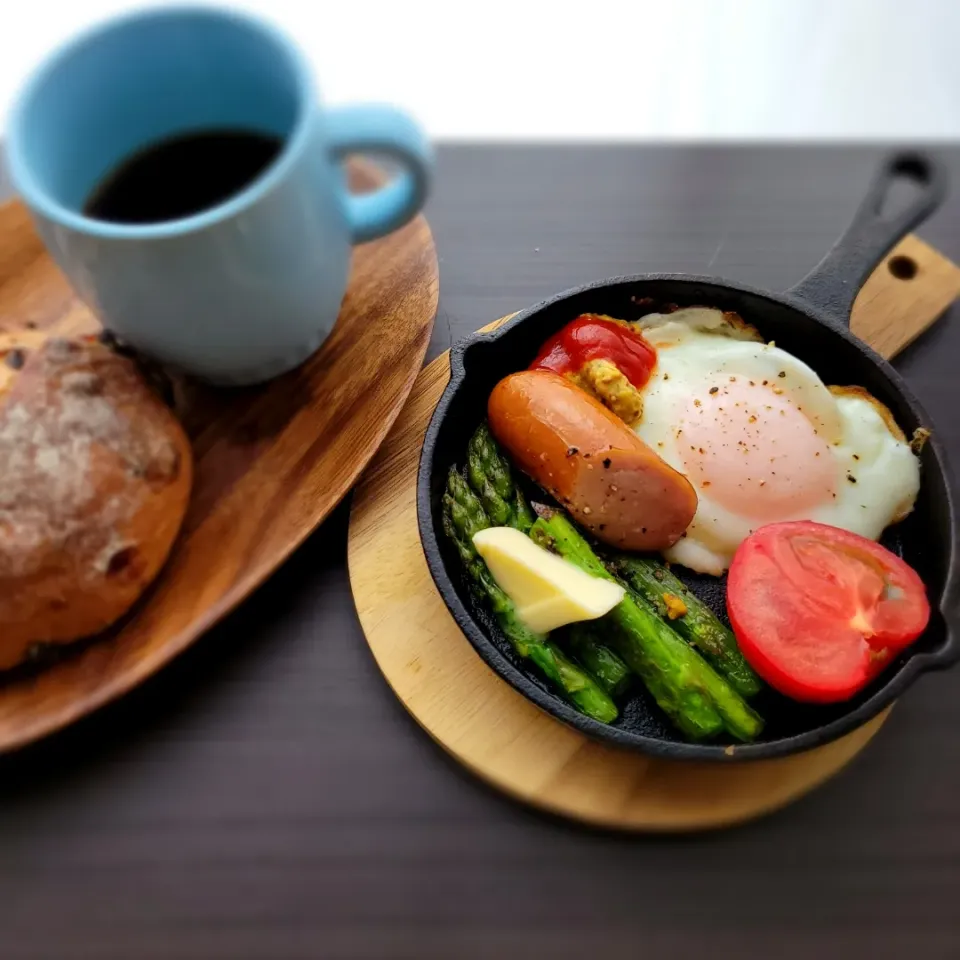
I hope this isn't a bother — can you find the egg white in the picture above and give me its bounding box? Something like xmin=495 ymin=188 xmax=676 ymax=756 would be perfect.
xmin=632 ymin=309 xmax=921 ymax=575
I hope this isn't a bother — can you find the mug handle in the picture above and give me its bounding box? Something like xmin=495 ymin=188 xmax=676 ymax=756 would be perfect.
xmin=327 ymin=104 xmax=433 ymax=244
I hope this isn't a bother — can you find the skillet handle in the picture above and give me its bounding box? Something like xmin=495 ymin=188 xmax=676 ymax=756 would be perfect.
xmin=786 ymin=153 xmax=948 ymax=326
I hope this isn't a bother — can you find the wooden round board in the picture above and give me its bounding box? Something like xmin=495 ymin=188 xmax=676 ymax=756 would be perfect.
xmin=0 ymin=160 xmax=438 ymax=751
xmin=348 ymin=235 xmax=960 ymax=831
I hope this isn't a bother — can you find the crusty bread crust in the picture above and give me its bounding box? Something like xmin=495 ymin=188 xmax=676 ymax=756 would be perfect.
xmin=0 ymin=337 xmax=193 ymax=668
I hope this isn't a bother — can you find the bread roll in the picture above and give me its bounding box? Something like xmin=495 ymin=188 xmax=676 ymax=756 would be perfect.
xmin=0 ymin=336 xmax=193 ymax=668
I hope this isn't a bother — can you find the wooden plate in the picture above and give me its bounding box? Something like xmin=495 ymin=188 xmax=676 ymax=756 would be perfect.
xmin=348 ymin=235 xmax=960 ymax=830
xmin=0 ymin=160 xmax=438 ymax=750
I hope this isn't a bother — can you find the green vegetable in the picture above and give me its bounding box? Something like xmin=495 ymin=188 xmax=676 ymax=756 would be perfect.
xmin=564 ymin=622 xmax=632 ymax=697
xmin=608 ymin=555 xmax=762 ymax=698
xmin=467 ymin=423 xmax=534 ymax=533
xmin=442 ymin=469 xmax=618 ymax=723
xmin=530 ymin=509 xmax=763 ymax=742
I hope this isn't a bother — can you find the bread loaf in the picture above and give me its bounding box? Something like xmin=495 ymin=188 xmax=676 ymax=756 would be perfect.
xmin=0 ymin=336 xmax=193 ymax=668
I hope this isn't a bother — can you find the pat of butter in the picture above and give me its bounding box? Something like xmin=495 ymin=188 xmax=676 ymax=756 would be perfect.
xmin=472 ymin=527 xmax=625 ymax=634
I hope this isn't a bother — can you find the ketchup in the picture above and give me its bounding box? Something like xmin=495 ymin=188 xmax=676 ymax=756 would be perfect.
xmin=529 ymin=315 xmax=656 ymax=389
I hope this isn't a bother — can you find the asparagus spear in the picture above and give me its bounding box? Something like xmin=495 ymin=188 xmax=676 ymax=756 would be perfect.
xmin=465 ymin=426 xmax=629 ymax=698
xmin=464 ymin=427 xmax=624 ymax=703
xmin=530 ymin=509 xmax=764 ymax=742
xmin=529 ymin=510 xmax=721 ymax=740
xmin=467 ymin=423 xmax=534 ymax=533
xmin=443 ymin=469 xmax=618 ymax=724
xmin=608 ymin=555 xmax=762 ymax=698
xmin=564 ymin=622 xmax=632 ymax=697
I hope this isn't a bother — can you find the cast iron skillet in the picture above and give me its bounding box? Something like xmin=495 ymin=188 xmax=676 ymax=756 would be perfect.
xmin=418 ymin=152 xmax=960 ymax=761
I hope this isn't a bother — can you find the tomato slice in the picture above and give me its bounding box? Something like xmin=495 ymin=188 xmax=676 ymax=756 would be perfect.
xmin=726 ymin=521 xmax=930 ymax=703
xmin=530 ymin=315 xmax=656 ymax=390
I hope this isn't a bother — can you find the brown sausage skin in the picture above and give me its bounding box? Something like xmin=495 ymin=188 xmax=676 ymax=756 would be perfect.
xmin=488 ymin=370 xmax=697 ymax=550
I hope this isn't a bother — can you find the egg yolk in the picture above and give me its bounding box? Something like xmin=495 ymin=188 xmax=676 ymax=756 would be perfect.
xmin=678 ymin=380 xmax=836 ymax=521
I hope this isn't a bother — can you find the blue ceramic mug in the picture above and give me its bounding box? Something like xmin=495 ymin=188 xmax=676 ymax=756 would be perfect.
xmin=5 ymin=6 xmax=432 ymax=384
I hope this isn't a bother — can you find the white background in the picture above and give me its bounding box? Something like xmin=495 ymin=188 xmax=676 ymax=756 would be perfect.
xmin=1 ymin=0 xmax=959 ymax=140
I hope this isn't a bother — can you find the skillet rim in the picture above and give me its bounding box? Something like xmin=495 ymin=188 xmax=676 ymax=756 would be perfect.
xmin=417 ymin=271 xmax=959 ymax=762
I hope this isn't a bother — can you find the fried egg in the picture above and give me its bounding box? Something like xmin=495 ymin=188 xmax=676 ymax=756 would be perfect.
xmin=632 ymin=308 xmax=921 ymax=575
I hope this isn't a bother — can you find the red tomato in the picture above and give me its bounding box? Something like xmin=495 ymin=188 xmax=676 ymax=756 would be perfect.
xmin=727 ymin=521 xmax=930 ymax=703
xmin=530 ymin=315 xmax=656 ymax=390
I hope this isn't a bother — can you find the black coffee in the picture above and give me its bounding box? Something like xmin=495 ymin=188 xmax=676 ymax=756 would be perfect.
xmin=84 ymin=129 xmax=282 ymax=224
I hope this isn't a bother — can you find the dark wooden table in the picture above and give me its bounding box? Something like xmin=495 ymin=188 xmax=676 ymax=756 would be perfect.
xmin=2 ymin=146 xmax=959 ymax=960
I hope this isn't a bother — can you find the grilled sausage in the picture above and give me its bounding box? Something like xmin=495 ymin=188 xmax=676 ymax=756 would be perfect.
xmin=488 ymin=370 xmax=696 ymax=550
